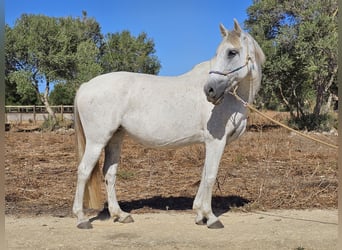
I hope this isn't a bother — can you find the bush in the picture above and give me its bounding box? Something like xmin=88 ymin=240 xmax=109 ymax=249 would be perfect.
xmin=40 ymin=116 xmax=73 ymax=132
xmin=288 ymin=113 xmax=337 ymax=132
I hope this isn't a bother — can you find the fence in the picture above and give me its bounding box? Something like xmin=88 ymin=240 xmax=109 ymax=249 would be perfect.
xmin=5 ymin=105 xmax=74 ymax=124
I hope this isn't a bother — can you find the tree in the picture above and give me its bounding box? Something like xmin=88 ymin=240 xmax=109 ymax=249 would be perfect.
xmin=6 ymin=14 xmax=66 ymax=120
xmin=74 ymin=40 xmax=104 ymax=86
xmin=245 ymin=0 xmax=337 ymax=130
xmin=101 ymin=31 xmax=161 ymax=74
xmin=49 ymin=83 xmax=75 ymax=105
xmin=49 ymin=30 xmax=161 ymax=105
xmin=8 ymin=71 xmax=40 ymax=105
xmin=6 ymin=13 xmax=161 ymax=110
xmin=5 ymin=12 xmax=103 ymax=121
xmin=50 ymin=40 xmax=103 ymax=105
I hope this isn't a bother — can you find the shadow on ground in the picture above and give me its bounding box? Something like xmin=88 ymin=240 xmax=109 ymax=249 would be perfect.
xmin=90 ymin=195 xmax=250 ymax=222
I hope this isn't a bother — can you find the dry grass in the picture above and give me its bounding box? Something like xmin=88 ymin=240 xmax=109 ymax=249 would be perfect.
xmin=5 ymin=112 xmax=338 ymax=216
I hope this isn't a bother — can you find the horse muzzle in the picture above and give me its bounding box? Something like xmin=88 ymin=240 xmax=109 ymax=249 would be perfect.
xmin=204 ymin=85 xmax=224 ymax=105
xmin=204 ymin=78 xmax=238 ymax=105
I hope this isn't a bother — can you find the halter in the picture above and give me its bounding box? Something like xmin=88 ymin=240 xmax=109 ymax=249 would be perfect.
xmin=209 ymin=37 xmax=252 ymax=77
xmin=206 ymin=42 xmax=254 ymax=105
xmin=208 ymin=56 xmax=252 ymax=76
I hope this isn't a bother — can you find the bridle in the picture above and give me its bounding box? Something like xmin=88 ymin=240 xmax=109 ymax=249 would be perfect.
xmin=208 ymin=56 xmax=252 ymax=76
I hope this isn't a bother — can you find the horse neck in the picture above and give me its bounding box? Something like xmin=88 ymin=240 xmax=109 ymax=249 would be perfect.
xmin=184 ymin=61 xmax=211 ymax=84
xmin=188 ymin=61 xmax=211 ymax=75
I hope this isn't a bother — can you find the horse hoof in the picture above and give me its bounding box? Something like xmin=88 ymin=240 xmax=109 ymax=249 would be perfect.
xmin=121 ymin=215 xmax=134 ymax=223
xmin=77 ymin=221 xmax=93 ymax=229
xmin=195 ymin=218 xmax=207 ymax=226
xmin=114 ymin=215 xmax=134 ymax=224
xmin=207 ymin=220 xmax=224 ymax=229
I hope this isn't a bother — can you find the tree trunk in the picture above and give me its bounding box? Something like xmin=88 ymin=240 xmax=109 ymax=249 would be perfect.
xmin=321 ymin=93 xmax=332 ymax=115
xmin=313 ymin=84 xmax=324 ymax=116
xmin=313 ymin=66 xmax=337 ymax=116
xmin=32 ymin=73 xmax=57 ymax=122
xmin=32 ymin=78 xmax=56 ymax=122
xmin=41 ymin=81 xmax=57 ymax=121
xmin=278 ymin=84 xmax=295 ymax=117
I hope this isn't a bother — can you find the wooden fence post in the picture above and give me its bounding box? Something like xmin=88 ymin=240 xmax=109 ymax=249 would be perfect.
xmin=61 ymin=105 xmax=64 ymax=121
xmin=33 ymin=105 xmax=36 ymax=124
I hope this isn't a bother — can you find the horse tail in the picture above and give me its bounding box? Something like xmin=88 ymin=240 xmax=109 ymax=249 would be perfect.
xmin=74 ymin=96 xmax=103 ymax=210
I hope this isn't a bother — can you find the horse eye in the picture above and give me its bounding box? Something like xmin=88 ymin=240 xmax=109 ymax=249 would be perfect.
xmin=228 ymin=50 xmax=238 ymax=58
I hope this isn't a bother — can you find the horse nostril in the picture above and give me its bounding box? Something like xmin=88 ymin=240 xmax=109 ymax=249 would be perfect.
xmin=208 ymin=87 xmax=215 ymax=98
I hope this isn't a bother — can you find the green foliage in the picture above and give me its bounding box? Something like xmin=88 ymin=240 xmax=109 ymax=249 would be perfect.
xmin=49 ymin=83 xmax=76 ymax=105
xmin=288 ymin=112 xmax=337 ymax=132
xmin=245 ymin=0 xmax=337 ymax=130
xmin=7 ymin=70 xmax=40 ymax=105
xmin=74 ymin=40 xmax=103 ymax=86
xmin=6 ymin=12 xmax=161 ymax=108
xmin=101 ymin=31 xmax=161 ymax=74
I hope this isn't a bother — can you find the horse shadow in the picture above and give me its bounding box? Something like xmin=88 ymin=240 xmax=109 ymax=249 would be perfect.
xmin=90 ymin=195 xmax=250 ymax=222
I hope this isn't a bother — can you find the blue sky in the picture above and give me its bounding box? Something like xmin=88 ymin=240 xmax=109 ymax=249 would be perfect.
xmin=5 ymin=0 xmax=252 ymax=76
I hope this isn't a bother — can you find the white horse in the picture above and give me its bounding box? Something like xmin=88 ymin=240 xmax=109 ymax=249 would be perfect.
xmin=72 ymin=19 xmax=265 ymax=229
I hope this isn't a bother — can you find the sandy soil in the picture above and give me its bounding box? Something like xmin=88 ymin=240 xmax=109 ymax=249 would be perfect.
xmin=5 ymin=209 xmax=337 ymax=250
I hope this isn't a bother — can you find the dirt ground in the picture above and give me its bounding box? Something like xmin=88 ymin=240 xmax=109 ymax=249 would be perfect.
xmin=5 ymin=210 xmax=338 ymax=249
xmin=4 ymin=111 xmax=338 ymax=249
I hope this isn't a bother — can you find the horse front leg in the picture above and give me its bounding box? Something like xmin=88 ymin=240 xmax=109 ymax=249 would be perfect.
xmin=193 ymin=139 xmax=226 ymax=228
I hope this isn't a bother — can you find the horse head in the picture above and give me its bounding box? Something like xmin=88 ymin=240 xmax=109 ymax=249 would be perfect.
xmin=204 ymin=19 xmax=265 ymax=105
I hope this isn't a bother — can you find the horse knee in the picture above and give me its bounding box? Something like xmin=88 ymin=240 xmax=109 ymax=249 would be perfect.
xmin=205 ymin=176 xmax=216 ymax=187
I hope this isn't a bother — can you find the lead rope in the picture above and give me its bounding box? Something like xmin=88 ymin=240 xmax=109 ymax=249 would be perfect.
xmin=229 ymin=86 xmax=338 ymax=150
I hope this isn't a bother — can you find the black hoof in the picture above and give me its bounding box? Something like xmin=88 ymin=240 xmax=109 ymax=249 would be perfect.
xmin=195 ymin=218 xmax=208 ymax=226
xmin=77 ymin=220 xmax=93 ymax=229
xmin=208 ymin=220 xmax=224 ymax=229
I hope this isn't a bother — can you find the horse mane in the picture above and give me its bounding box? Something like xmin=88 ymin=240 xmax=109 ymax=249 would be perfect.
xmin=246 ymin=32 xmax=266 ymax=66
xmin=245 ymin=32 xmax=265 ymax=103
xmin=227 ymin=31 xmax=265 ymax=103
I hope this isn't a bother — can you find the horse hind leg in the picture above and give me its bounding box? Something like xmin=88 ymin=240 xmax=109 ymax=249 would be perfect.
xmin=73 ymin=142 xmax=103 ymax=229
xmin=103 ymin=128 xmax=134 ymax=224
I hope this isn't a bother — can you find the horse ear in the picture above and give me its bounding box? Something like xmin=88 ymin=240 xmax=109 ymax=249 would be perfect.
xmin=233 ymin=18 xmax=242 ymax=36
xmin=220 ymin=23 xmax=228 ymax=37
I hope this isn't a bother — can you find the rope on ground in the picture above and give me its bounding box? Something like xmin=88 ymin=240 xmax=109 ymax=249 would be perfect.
xmin=229 ymin=88 xmax=338 ymax=150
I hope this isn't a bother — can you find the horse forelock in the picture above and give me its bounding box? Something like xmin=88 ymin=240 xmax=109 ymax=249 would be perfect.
xmin=226 ymin=30 xmax=265 ymax=67
xmin=226 ymin=30 xmax=241 ymax=48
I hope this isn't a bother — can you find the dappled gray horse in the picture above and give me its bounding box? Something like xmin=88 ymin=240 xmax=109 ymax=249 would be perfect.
xmin=73 ymin=19 xmax=265 ymax=229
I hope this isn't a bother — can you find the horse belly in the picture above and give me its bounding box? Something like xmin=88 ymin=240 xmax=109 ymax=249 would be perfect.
xmin=126 ymin=129 xmax=204 ymax=148
xmin=121 ymin=106 xmax=205 ymax=148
